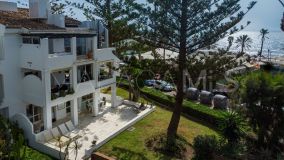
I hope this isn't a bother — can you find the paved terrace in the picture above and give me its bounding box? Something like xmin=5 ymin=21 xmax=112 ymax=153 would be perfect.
xmin=59 ymin=103 xmax=155 ymax=160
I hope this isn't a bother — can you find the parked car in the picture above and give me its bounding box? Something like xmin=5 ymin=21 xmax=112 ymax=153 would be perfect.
xmin=154 ymin=80 xmax=166 ymax=89
xmin=145 ymin=80 xmax=156 ymax=86
xmin=161 ymin=83 xmax=175 ymax=92
xmin=212 ymin=89 xmax=228 ymax=97
xmin=154 ymin=80 xmax=175 ymax=92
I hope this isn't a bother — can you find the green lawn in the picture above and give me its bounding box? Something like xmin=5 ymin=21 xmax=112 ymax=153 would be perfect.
xmin=98 ymin=88 xmax=218 ymax=160
xmin=20 ymin=146 xmax=53 ymax=160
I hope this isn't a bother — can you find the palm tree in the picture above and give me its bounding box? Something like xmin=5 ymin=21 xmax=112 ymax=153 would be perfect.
xmin=226 ymin=36 xmax=234 ymax=52
xmin=259 ymin=29 xmax=269 ymax=59
xmin=235 ymin=35 xmax=252 ymax=54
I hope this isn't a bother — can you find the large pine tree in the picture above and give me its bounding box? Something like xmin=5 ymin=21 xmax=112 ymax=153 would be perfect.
xmin=139 ymin=0 xmax=256 ymax=145
xmin=70 ymin=0 xmax=145 ymax=47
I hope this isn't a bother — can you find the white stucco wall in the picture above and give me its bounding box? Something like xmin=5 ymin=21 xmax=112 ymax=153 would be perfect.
xmin=52 ymin=39 xmax=65 ymax=53
xmin=2 ymin=32 xmax=26 ymax=117
xmin=22 ymin=75 xmax=44 ymax=107
xmin=55 ymin=103 xmax=67 ymax=120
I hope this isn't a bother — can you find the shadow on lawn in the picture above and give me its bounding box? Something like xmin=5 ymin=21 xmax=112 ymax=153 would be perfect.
xmin=112 ymin=147 xmax=148 ymax=160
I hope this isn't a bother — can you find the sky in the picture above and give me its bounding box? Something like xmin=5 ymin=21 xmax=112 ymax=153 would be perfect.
xmin=3 ymin=0 xmax=284 ymax=31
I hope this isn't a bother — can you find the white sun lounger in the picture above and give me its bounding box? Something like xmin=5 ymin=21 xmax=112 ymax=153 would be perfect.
xmin=58 ymin=124 xmax=80 ymax=140
xmin=65 ymin=121 xmax=80 ymax=133
xmin=50 ymin=127 xmax=70 ymax=147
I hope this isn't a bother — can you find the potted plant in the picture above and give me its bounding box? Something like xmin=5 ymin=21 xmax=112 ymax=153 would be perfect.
xmin=86 ymin=50 xmax=93 ymax=59
xmin=59 ymin=90 xmax=66 ymax=97
xmin=67 ymin=88 xmax=75 ymax=95
xmin=51 ymin=93 xmax=58 ymax=100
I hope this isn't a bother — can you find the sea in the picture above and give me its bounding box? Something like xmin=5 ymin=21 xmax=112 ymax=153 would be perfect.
xmin=216 ymin=31 xmax=284 ymax=57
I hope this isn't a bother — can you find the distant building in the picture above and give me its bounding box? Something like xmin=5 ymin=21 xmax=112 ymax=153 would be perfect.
xmin=135 ymin=48 xmax=178 ymax=60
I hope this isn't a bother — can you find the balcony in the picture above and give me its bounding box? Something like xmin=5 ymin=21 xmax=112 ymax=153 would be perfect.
xmin=76 ymin=37 xmax=94 ymax=62
xmin=47 ymin=38 xmax=75 ymax=70
xmin=50 ymin=70 xmax=74 ymax=101
xmin=97 ymin=61 xmax=115 ymax=87
xmin=20 ymin=37 xmax=75 ymax=70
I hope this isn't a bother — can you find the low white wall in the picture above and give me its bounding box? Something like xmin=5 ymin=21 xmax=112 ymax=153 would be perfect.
xmin=12 ymin=113 xmax=65 ymax=159
xmin=20 ymin=44 xmax=45 ymax=70
xmin=55 ymin=103 xmax=67 ymax=120
xmin=95 ymin=48 xmax=117 ymax=62
xmin=98 ymin=78 xmax=116 ymax=88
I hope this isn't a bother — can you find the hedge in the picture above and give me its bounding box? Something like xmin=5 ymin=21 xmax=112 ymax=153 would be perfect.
xmin=117 ymin=79 xmax=227 ymax=126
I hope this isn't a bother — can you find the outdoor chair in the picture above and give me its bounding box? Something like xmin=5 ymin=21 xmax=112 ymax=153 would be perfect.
xmin=50 ymin=127 xmax=70 ymax=147
xmin=65 ymin=121 xmax=80 ymax=133
xmin=58 ymin=124 xmax=80 ymax=140
xmin=42 ymin=129 xmax=69 ymax=147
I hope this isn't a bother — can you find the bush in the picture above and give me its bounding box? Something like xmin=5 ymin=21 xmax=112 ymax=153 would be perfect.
xmin=117 ymin=78 xmax=227 ymax=126
xmin=218 ymin=112 xmax=247 ymax=145
xmin=141 ymin=87 xmax=227 ymax=126
xmin=193 ymin=135 xmax=219 ymax=160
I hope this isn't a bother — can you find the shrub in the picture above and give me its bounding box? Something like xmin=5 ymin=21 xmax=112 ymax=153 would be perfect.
xmin=141 ymin=87 xmax=227 ymax=126
xmin=117 ymin=78 xmax=227 ymax=126
xmin=193 ymin=135 xmax=219 ymax=160
xmin=218 ymin=112 xmax=247 ymax=145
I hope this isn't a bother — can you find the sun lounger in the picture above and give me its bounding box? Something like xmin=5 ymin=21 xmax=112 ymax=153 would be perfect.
xmin=50 ymin=127 xmax=70 ymax=147
xmin=58 ymin=124 xmax=80 ymax=140
xmin=65 ymin=121 xmax=80 ymax=133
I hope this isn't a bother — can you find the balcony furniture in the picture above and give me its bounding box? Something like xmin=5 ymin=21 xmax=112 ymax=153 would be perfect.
xmin=186 ymin=88 xmax=200 ymax=100
xmin=58 ymin=124 xmax=80 ymax=140
xmin=51 ymin=85 xmax=60 ymax=93
xmin=51 ymin=127 xmax=71 ymax=147
xmin=66 ymin=121 xmax=80 ymax=133
xmin=102 ymin=97 xmax=107 ymax=105
xmin=123 ymin=100 xmax=147 ymax=112
xmin=42 ymin=129 xmax=70 ymax=147
xmin=59 ymin=84 xmax=68 ymax=91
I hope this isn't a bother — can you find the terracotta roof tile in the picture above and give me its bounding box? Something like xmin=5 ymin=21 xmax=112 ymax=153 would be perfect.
xmin=0 ymin=8 xmax=81 ymax=30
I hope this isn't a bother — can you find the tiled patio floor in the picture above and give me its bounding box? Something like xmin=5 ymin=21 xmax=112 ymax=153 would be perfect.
xmin=59 ymin=104 xmax=155 ymax=160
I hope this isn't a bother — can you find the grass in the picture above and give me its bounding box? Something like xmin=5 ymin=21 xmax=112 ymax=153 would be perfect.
xmin=98 ymin=88 xmax=218 ymax=160
xmin=19 ymin=146 xmax=54 ymax=160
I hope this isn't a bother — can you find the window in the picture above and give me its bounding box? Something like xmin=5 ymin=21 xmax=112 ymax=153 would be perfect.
xmin=66 ymin=101 xmax=71 ymax=113
xmin=76 ymin=38 xmax=87 ymax=55
xmin=64 ymin=38 xmax=71 ymax=52
xmin=77 ymin=64 xmax=93 ymax=83
xmin=23 ymin=37 xmax=40 ymax=44
xmin=26 ymin=105 xmax=42 ymax=124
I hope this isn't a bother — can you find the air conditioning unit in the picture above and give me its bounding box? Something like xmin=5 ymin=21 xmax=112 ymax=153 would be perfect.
xmin=29 ymin=0 xmax=50 ymax=19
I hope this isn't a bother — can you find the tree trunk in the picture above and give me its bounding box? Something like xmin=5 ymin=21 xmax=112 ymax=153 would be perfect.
xmin=163 ymin=48 xmax=166 ymax=62
xmin=241 ymin=42 xmax=244 ymax=54
xmin=166 ymin=0 xmax=188 ymax=147
xmin=259 ymin=36 xmax=264 ymax=60
xmin=106 ymin=0 xmax=113 ymax=47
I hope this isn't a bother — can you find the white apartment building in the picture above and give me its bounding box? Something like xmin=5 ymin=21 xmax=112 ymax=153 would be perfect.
xmin=0 ymin=0 xmax=119 ymax=133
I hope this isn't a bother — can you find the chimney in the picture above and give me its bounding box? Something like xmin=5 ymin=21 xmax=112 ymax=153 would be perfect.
xmin=29 ymin=0 xmax=50 ymax=19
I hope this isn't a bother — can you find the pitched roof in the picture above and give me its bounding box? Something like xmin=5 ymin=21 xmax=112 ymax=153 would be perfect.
xmin=0 ymin=8 xmax=81 ymax=30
